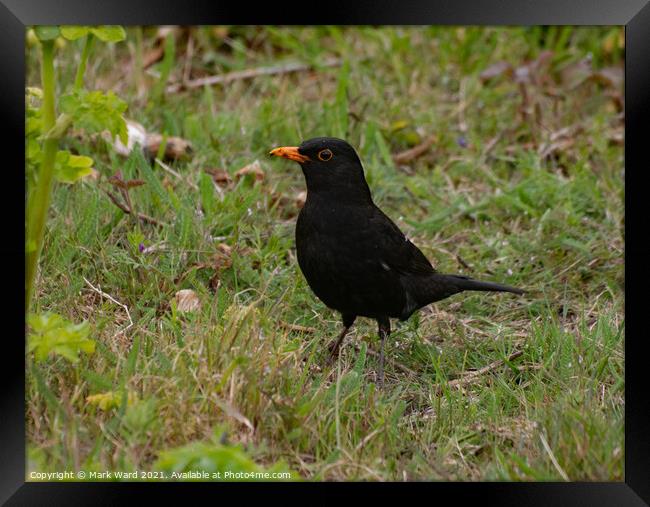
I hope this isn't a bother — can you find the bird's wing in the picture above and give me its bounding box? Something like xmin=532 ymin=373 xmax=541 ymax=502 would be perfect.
xmin=368 ymin=206 xmax=437 ymax=276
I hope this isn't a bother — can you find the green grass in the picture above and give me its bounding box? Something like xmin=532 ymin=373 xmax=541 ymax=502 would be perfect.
xmin=26 ymin=26 xmax=624 ymax=481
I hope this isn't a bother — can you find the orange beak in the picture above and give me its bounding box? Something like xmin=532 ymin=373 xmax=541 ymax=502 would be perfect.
xmin=269 ymin=146 xmax=310 ymax=163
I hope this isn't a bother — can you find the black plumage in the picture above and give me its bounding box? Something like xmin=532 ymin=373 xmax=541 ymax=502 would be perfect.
xmin=270 ymin=137 xmax=524 ymax=385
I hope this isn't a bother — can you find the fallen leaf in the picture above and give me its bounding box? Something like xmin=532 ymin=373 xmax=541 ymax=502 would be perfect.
xmin=145 ymin=134 xmax=193 ymax=161
xmin=216 ymin=243 xmax=232 ymax=255
xmin=102 ymin=119 xmax=193 ymax=162
xmin=102 ymin=119 xmax=147 ymax=157
xmin=214 ymin=243 xmax=233 ymax=270
xmin=235 ymin=160 xmax=264 ymax=182
xmin=205 ymin=168 xmax=233 ymax=188
xmin=174 ymin=289 xmax=201 ymax=313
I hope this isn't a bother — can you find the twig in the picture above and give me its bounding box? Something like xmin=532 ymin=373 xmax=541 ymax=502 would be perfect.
xmin=279 ymin=322 xmax=317 ymax=334
xmin=82 ymin=277 xmax=134 ymax=339
xmin=392 ymin=135 xmax=437 ymax=165
xmin=102 ymin=188 xmax=165 ymax=227
xmin=441 ymin=350 xmax=524 ymax=392
xmin=167 ymin=57 xmax=342 ymax=93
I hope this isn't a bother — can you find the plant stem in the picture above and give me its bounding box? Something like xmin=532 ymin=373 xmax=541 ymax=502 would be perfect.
xmin=26 ymin=40 xmax=58 ymax=311
xmin=74 ymin=33 xmax=94 ymax=90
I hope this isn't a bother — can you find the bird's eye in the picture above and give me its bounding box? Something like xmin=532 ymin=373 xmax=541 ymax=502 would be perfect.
xmin=318 ymin=149 xmax=333 ymax=162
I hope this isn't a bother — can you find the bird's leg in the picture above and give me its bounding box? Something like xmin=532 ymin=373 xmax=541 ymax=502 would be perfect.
xmin=327 ymin=326 xmax=351 ymax=362
xmin=376 ymin=317 xmax=391 ymax=387
xmin=327 ymin=314 xmax=356 ymax=363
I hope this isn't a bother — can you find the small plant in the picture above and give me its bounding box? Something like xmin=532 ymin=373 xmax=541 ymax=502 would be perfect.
xmin=86 ymin=390 xmax=138 ymax=411
xmin=154 ymin=427 xmax=299 ymax=481
xmin=26 ymin=25 xmax=128 ymax=310
xmin=26 ymin=25 xmax=129 ymax=375
xmin=27 ymin=312 xmax=95 ymax=363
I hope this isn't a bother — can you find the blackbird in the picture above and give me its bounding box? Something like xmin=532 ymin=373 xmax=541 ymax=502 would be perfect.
xmin=270 ymin=137 xmax=524 ymax=385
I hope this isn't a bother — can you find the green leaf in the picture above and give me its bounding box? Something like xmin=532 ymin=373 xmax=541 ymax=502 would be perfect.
xmin=34 ymin=26 xmax=60 ymax=41
xmin=26 ymin=110 xmax=42 ymax=137
xmin=86 ymin=390 xmax=137 ymax=411
xmin=154 ymin=429 xmax=299 ymax=481
xmin=27 ymin=138 xmax=41 ymax=161
xmin=54 ymin=150 xmax=94 ymax=184
xmin=28 ymin=312 xmax=95 ymax=364
xmin=60 ymin=26 xmax=90 ymax=40
xmin=59 ymin=89 xmax=128 ymax=144
xmin=90 ymin=26 xmax=126 ymax=42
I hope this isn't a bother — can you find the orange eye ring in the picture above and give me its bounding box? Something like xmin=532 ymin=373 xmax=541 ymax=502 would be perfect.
xmin=318 ymin=149 xmax=333 ymax=162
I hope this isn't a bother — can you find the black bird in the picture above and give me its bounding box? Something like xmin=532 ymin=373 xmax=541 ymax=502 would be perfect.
xmin=270 ymin=137 xmax=524 ymax=385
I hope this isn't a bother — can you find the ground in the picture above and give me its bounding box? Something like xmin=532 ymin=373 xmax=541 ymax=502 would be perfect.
xmin=26 ymin=26 xmax=624 ymax=481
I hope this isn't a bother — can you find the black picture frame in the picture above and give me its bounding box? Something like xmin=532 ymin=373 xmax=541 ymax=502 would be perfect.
xmin=3 ymin=1 xmax=648 ymax=504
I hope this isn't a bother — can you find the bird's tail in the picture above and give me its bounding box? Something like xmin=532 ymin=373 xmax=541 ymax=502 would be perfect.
xmin=444 ymin=274 xmax=525 ymax=295
xmin=399 ymin=273 xmax=524 ymax=320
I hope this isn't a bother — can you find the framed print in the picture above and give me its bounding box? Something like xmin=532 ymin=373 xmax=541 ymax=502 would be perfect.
xmin=3 ymin=0 xmax=648 ymax=504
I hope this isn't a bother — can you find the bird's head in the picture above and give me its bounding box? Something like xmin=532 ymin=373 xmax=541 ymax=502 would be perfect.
xmin=270 ymin=137 xmax=372 ymax=203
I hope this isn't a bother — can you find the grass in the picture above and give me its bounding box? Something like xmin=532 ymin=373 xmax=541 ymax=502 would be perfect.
xmin=26 ymin=26 xmax=624 ymax=481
